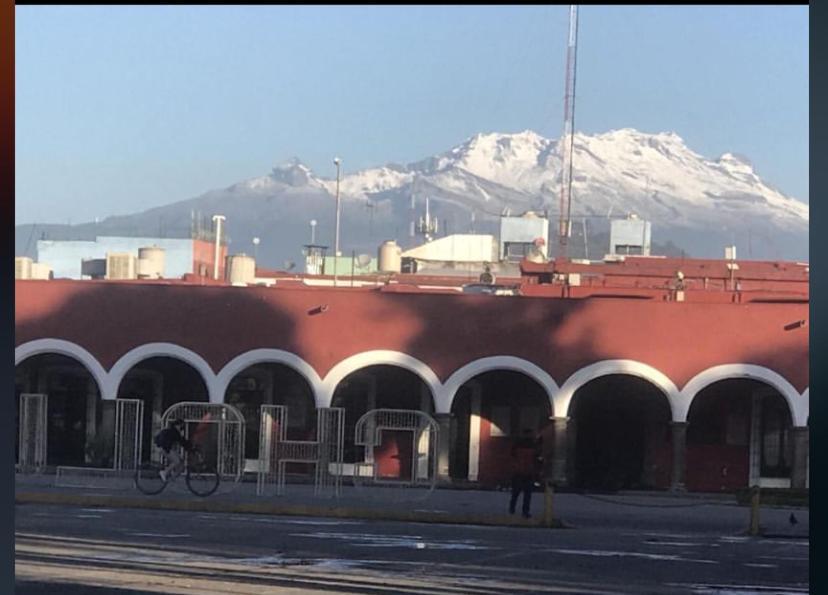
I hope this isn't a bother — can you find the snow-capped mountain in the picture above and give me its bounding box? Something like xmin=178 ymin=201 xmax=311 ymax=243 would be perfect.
xmin=15 ymin=128 xmax=808 ymax=266
xmin=312 ymin=128 xmax=807 ymax=232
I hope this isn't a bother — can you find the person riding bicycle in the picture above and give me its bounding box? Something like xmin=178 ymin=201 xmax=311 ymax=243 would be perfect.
xmin=153 ymin=419 xmax=192 ymax=482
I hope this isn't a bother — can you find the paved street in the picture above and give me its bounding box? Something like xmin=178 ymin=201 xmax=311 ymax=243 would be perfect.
xmin=16 ymin=502 xmax=808 ymax=594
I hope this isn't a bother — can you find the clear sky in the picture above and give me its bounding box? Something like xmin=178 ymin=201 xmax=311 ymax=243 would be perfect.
xmin=15 ymin=5 xmax=809 ymax=225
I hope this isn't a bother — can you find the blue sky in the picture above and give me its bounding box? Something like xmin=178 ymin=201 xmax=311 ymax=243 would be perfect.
xmin=15 ymin=5 xmax=808 ymax=225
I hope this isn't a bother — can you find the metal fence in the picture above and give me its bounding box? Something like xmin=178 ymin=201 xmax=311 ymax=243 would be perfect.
xmin=160 ymin=402 xmax=245 ymax=485
xmin=113 ymin=398 xmax=144 ymax=471
xmin=353 ymin=408 xmax=439 ymax=492
xmin=257 ymin=405 xmax=345 ymax=497
xmin=316 ymin=407 xmax=345 ymax=497
xmin=18 ymin=393 xmax=48 ymax=473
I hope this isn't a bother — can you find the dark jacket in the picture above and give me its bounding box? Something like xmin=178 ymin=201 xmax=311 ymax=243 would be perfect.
xmin=511 ymin=436 xmax=538 ymax=477
xmin=154 ymin=427 xmax=191 ymax=452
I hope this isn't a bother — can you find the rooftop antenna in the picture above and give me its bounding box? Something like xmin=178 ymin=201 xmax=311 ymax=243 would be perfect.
xmin=416 ymin=196 xmax=439 ymax=243
xmin=557 ymin=4 xmax=579 ymax=260
xmin=409 ymin=177 xmax=418 ymax=241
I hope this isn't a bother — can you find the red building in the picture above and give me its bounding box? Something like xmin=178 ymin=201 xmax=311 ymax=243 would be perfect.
xmin=14 ymin=255 xmax=809 ymax=492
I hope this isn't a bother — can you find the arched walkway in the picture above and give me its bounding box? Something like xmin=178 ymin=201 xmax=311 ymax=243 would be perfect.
xmin=556 ymin=360 xmax=684 ymax=422
xmin=216 ymin=349 xmax=323 ymax=407
xmin=681 ymin=364 xmax=804 ymax=426
xmin=15 ymin=339 xmax=108 ymax=400
xmin=108 ymin=343 xmax=218 ymax=402
xmin=441 ymin=356 xmax=558 ymax=416
xmin=320 ymin=351 xmax=442 ymax=410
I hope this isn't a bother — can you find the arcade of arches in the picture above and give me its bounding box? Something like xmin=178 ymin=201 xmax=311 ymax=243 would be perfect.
xmin=14 ymin=351 xmax=809 ymax=491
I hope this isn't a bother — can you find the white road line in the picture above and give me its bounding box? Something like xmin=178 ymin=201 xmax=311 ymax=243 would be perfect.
xmin=743 ymin=563 xmax=778 ymax=569
xmin=549 ymin=549 xmax=719 ymax=564
xmin=125 ymin=532 xmax=191 ymax=538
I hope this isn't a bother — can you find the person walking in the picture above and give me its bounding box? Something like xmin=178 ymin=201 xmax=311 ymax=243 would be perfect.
xmin=509 ymin=428 xmax=539 ymax=518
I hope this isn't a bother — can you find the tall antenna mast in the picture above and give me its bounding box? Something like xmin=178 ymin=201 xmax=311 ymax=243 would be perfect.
xmin=558 ymin=4 xmax=579 ymax=260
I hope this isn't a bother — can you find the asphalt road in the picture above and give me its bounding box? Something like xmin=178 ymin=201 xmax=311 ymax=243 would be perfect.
xmin=15 ymin=503 xmax=809 ymax=595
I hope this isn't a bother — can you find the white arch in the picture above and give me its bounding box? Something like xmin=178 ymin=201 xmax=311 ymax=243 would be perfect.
xmin=216 ymin=349 xmax=324 ymax=407
xmin=107 ymin=342 xmax=219 ymax=402
xmin=556 ymin=359 xmax=685 ymax=422
xmin=14 ymin=338 xmax=109 ymax=397
xmin=440 ymin=356 xmax=559 ymax=416
xmin=802 ymin=388 xmax=809 ymax=426
xmin=320 ymin=351 xmax=442 ymax=410
xmin=682 ymin=364 xmax=806 ymax=427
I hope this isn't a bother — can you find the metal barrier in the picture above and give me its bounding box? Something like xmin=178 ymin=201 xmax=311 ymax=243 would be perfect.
xmin=316 ymin=407 xmax=345 ymax=497
xmin=257 ymin=404 xmax=286 ymax=496
xmin=257 ymin=405 xmax=345 ymax=497
xmin=114 ymin=399 xmax=144 ymax=471
xmin=18 ymin=393 xmax=48 ymax=473
xmin=160 ymin=402 xmax=245 ymax=486
xmin=353 ymin=408 xmax=439 ymax=494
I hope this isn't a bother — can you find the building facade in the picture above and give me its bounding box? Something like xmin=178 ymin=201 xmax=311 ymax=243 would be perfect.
xmin=14 ymin=255 xmax=809 ymax=492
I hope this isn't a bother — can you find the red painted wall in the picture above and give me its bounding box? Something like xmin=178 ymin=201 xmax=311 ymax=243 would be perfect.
xmin=686 ymin=445 xmax=750 ymax=492
xmin=14 ymin=279 xmax=808 ymax=393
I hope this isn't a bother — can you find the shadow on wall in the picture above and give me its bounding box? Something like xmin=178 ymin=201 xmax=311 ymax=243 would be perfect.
xmin=14 ymin=280 xmax=302 ymax=467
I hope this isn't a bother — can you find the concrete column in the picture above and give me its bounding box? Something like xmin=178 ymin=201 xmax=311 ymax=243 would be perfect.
xmin=790 ymin=426 xmax=809 ymax=489
xmin=85 ymin=377 xmax=98 ymax=464
xmin=435 ymin=412 xmax=452 ymax=482
xmin=551 ymin=417 xmax=569 ymax=487
xmin=566 ymin=417 xmax=578 ymax=485
xmin=670 ymin=422 xmax=687 ymax=491
xmin=264 ymin=369 xmax=275 ymax=405
xmin=467 ymin=384 xmax=482 ymax=482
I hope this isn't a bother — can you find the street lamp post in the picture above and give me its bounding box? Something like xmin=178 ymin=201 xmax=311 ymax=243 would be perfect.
xmin=310 ymin=219 xmax=317 ymax=244
xmin=212 ymin=214 xmax=226 ymax=281
xmin=333 ymin=157 xmax=342 ymax=286
xmin=252 ymin=236 xmax=260 ymax=261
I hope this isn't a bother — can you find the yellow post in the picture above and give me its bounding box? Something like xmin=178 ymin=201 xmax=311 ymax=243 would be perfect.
xmin=749 ymin=484 xmax=761 ymax=536
xmin=544 ymin=481 xmax=555 ymax=528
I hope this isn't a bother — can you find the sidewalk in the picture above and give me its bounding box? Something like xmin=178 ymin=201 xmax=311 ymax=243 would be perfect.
xmin=15 ymin=472 xmax=809 ymax=538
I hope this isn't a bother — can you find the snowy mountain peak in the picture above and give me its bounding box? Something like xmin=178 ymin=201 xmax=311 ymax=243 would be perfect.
xmin=271 ymin=158 xmax=316 ymax=186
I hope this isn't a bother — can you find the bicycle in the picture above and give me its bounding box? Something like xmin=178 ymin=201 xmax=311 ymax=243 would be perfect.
xmin=134 ymin=445 xmax=220 ymax=497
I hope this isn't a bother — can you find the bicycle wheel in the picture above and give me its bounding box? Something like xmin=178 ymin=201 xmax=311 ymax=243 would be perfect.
xmin=135 ymin=462 xmax=167 ymax=495
xmin=185 ymin=453 xmax=220 ymax=497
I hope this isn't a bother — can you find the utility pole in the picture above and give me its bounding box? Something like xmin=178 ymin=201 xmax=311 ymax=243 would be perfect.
xmin=333 ymin=157 xmax=342 ymax=287
xmin=558 ymin=5 xmax=579 ymax=260
xmin=212 ymin=214 xmax=226 ymax=281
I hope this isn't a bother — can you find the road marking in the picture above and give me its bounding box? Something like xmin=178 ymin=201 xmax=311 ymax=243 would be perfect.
xmin=644 ymin=540 xmax=706 ymax=547
xmin=549 ymin=549 xmax=719 ymax=564
xmin=673 ymin=583 xmax=808 ymax=594
xmin=290 ymin=531 xmax=494 ymax=550
xmin=744 ymin=563 xmax=778 ymax=569
xmin=74 ymin=514 xmax=103 ymax=519
xmin=125 ymin=532 xmax=191 ymax=538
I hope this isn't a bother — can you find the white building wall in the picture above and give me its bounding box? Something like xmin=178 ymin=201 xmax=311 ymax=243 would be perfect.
xmin=38 ymin=237 xmax=194 ymax=279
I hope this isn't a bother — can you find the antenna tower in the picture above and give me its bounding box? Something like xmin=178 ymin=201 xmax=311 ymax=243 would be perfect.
xmin=557 ymin=5 xmax=579 ymax=260
xmin=416 ymin=197 xmax=439 ymax=243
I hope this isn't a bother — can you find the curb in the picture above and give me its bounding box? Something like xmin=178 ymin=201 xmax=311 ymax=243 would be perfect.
xmin=15 ymin=491 xmax=565 ymax=529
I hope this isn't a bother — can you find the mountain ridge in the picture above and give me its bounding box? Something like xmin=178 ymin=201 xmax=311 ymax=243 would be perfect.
xmin=15 ymin=128 xmax=808 ymax=267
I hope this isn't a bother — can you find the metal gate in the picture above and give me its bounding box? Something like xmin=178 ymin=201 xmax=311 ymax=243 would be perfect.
xmin=18 ymin=393 xmax=48 ymax=473
xmin=113 ymin=398 xmax=144 ymax=471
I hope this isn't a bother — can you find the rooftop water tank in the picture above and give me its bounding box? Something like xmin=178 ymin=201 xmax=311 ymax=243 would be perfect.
xmin=137 ymin=246 xmax=165 ymax=279
xmin=378 ymin=240 xmax=402 ymax=273
xmin=226 ymin=253 xmax=256 ymax=285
